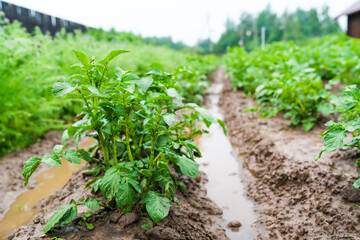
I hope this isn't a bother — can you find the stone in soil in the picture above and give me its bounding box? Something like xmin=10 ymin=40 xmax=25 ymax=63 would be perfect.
xmin=227 ymin=221 xmax=242 ymax=228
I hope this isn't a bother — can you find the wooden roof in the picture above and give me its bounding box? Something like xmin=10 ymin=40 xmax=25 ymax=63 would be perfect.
xmin=336 ymin=0 xmax=360 ymax=18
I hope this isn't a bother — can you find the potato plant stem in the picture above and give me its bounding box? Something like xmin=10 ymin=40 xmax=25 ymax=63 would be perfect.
xmin=98 ymin=132 xmax=110 ymax=169
xmin=125 ymin=114 xmax=134 ymax=162
xmin=149 ymin=135 xmax=155 ymax=172
xmin=112 ymin=135 xmax=118 ymax=166
xmin=148 ymin=126 xmax=159 ymax=177
xmin=78 ymin=89 xmax=110 ymax=169
xmin=144 ymin=134 xmax=156 ymax=193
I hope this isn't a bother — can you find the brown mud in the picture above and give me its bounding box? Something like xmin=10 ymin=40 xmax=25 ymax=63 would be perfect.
xmin=8 ymin=169 xmax=227 ymax=240
xmin=0 ymin=135 xmax=93 ymax=238
xmin=0 ymin=132 xmax=64 ymax=220
xmin=217 ymin=67 xmax=360 ymax=239
xmin=4 ymin=132 xmax=227 ymax=238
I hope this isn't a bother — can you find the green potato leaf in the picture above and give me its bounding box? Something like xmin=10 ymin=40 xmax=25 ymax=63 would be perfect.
xmin=53 ymin=82 xmax=76 ymax=97
xmin=163 ymin=113 xmax=176 ymax=126
xmin=324 ymin=127 xmax=347 ymax=152
xmin=83 ymin=198 xmax=100 ymax=211
xmin=166 ymin=88 xmax=183 ymax=103
xmin=174 ymin=156 xmax=199 ymax=178
xmin=23 ymin=157 xmax=41 ymax=186
xmin=41 ymin=153 xmax=62 ymax=167
xmin=115 ymin=178 xmax=137 ymax=212
xmin=140 ymin=191 xmax=171 ymax=222
xmin=62 ymin=149 xmax=82 ymax=164
xmin=217 ymin=119 xmax=227 ymax=136
xmin=99 ymin=167 xmax=121 ymax=199
xmin=353 ymin=176 xmax=360 ymax=189
xmin=77 ymin=149 xmax=92 ymax=162
xmin=43 ymin=201 xmax=78 ymax=233
xmin=86 ymin=85 xmax=110 ymax=98
xmin=99 ymin=50 xmax=129 ymax=66
xmin=72 ymin=50 xmax=88 ymax=67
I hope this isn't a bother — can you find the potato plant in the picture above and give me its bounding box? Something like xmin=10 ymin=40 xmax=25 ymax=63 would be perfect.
xmin=224 ymin=35 xmax=360 ymax=131
xmin=22 ymin=50 xmax=226 ymax=233
xmin=173 ymin=55 xmax=215 ymax=104
xmin=317 ymin=85 xmax=360 ymax=188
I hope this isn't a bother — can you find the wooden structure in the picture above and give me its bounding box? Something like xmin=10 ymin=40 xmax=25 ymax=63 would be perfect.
xmin=336 ymin=0 xmax=360 ymax=38
xmin=0 ymin=0 xmax=86 ymax=35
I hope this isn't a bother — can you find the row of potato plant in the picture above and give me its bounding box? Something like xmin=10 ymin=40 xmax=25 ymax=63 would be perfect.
xmin=23 ymin=50 xmax=226 ymax=233
xmin=224 ymin=34 xmax=360 ymax=189
xmin=224 ymin=34 xmax=360 ymax=131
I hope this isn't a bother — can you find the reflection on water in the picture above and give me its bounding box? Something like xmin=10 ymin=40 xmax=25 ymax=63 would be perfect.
xmin=196 ymin=82 xmax=257 ymax=239
xmin=0 ymin=138 xmax=94 ymax=239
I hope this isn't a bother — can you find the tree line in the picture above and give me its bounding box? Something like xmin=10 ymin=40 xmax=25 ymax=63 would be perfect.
xmin=198 ymin=5 xmax=341 ymax=53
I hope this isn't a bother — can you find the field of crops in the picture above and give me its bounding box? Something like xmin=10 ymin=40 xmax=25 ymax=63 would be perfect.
xmin=1 ymin=12 xmax=360 ymax=240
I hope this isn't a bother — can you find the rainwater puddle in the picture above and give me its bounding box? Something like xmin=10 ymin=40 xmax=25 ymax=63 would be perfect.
xmin=0 ymin=138 xmax=95 ymax=239
xmin=196 ymin=82 xmax=257 ymax=239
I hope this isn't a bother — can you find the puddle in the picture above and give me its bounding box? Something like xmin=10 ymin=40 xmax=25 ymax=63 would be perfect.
xmin=0 ymin=138 xmax=95 ymax=239
xmin=196 ymin=82 xmax=257 ymax=239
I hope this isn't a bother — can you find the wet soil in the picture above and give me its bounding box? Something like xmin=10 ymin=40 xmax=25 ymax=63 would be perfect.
xmin=8 ymin=169 xmax=227 ymax=240
xmin=197 ymin=78 xmax=258 ymax=239
xmin=217 ymin=67 xmax=360 ymax=239
xmin=0 ymin=136 xmax=92 ymax=238
xmin=0 ymin=131 xmax=66 ymax=220
xmin=4 ymin=137 xmax=227 ymax=238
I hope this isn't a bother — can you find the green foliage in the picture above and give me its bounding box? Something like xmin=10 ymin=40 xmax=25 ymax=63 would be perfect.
xmin=224 ymin=35 xmax=360 ymax=131
xmin=317 ymin=86 xmax=360 ymax=188
xmin=78 ymin=212 xmax=95 ymax=230
xmin=140 ymin=191 xmax=172 ymax=222
xmin=174 ymin=55 xmax=218 ymax=104
xmin=143 ymin=36 xmax=188 ymax=51
xmin=174 ymin=157 xmax=199 ymax=178
xmin=141 ymin=218 xmax=153 ymax=231
xmin=23 ymin=50 xmax=225 ymax=233
xmin=0 ymin=19 xmax=189 ymax=157
xmin=23 ymin=157 xmax=41 ymax=186
xmin=86 ymin=28 xmax=188 ymax=51
xmin=43 ymin=200 xmax=78 ymax=233
xmin=83 ymin=198 xmax=100 ymax=211
xmin=86 ymin=28 xmax=144 ymax=44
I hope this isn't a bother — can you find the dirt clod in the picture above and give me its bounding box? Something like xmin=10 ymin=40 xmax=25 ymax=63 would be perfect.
xmin=146 ymin=226 xmax=182 ymax=240
xmin=117 ymin=212 xmax=138 ymax=228
xmin=109 ymin=210 xmax=122 ymax=223
xmin=227 ymin=221 xmax=242 ymax=228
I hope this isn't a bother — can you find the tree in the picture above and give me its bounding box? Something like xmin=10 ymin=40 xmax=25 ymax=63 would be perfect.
xmin=213 ymin=19 xmax=240 ymax=53
xmin=320 ymin=6 xmax=341 ymax=35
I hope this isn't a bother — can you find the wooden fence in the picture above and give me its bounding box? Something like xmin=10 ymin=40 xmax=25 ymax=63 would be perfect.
xmin=0 ymin=1 xmax=87 ymax=34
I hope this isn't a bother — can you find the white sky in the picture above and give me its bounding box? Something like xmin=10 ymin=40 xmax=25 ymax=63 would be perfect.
xmin=3 ymin=0 xmax=356 ymax=45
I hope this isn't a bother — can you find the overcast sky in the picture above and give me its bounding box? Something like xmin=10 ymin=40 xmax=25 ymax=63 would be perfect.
xmin=3 ymin=0 xmax=356 ymax=45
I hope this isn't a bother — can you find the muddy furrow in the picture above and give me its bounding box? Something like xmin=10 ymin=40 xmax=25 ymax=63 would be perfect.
xmin=0 ymin=132 xmax=65 ymax=220
xmin=6 ymin=129 xmax=227 ymax=238
xmin=217 ymin=67 xmax=360 ymax=239
xmin=9 ymin=169 xmax=227 ymax=240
